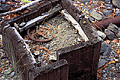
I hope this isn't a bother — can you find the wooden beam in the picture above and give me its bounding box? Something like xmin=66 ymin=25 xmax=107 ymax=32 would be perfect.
xmin=61 ymin=10 xmax=89 ymax=41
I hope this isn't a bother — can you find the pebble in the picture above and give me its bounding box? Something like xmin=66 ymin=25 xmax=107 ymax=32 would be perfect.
xmin=34 ymin=51 xmax=40 ymax=56
xmin=107 ymin=23 xmax=118 ymax=34
xmin=115 ymin=10 xmax=120 ymax=16
xmin=0 ymin=4 xmax=11 ymax=12
xmin=80 ymin=0 xmax=89 ymax=3
xmin=103 ymin=10 xmax=113 ymax=16
xmin=116 ymin=63 xmax=120 ymax=68
xmin=0 ymin=35 xmax=2 ymax=40
xmin=49 ymin=55 xmax=57 ymax=61
xmin=105 ymin=4 xmax=114 ymax=9
xmin=97 ymin=31 xmax=106 ymax=39
xmin=90 ymin=10 xmax=103 ymax=20
xmin=19 ymin=22 xmax=26 ymax=27
xmin=10 ymin=72 xmax=15 ymax=78
xmin=104 ymin=29 xmax=115 ymax=40
xmin=77 ymin=38 xmax=81 ymax=42
xmin=103 ymin=46 xmax=111 ymax=56
xmin=100 ymin=42 xmax=107 ymax=54
xmin=103 ymin=73 xmax=107 ymax=77
xmin=98 ymin=59 xmax=106 ymax=69
xmin=112 ymin=0 xmax=120 ymax=8
xmin=105 ymin=0 xmax=111 ymax=3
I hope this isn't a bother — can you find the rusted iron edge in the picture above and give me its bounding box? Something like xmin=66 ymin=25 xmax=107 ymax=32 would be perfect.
xmin=19 ymin=5 xmax=62 ymax=32
xmin=29 ymin=59 xmax=68 ymax=79
xmin=94 ymin=16 xmax=120 ymax=29
xmin=2 ymin=27 xmax=37 ymax=80
xmin=0 ymin=0 xmax=43 ymax=16
xmin=3 ymin=26 xmax=36 ymax=64
xmin=8 ymin=1 xmax=53 ymax=24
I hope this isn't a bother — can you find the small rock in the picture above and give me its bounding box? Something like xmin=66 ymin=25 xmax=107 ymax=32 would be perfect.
xmin=115 ymin=10 xmax=120 ymax=16
xmin=0 ymin=7 xmax=2 ymax=11
xmin=80 ymin=0 xmax=89 ymax=3
xmin=37 ymin=56 xmax=42 ymax=62
xmin=90 ymin=10 xmax=103 ymax=20
xmin=34 ymin=51 xmax=40 ymax=56
xmin=92 ymin=1 xmax=98 ymax=4
xmin=19 ymin=22 xmax=26 ymax=27
xmin=10 ymin=72 xmax=15 ymax=78
xmin=77 ymin=38 xmax=81 ymax=42
xmin=103 ymin=10 xmax=113 ymax=16
xmin=103 ymin=73 xmax=107 ymax=77
xmin=1 ymin=0 xmax=6 ymax=2
xmin=116 ymin=63 xmax=120 ymax=68
xmin=117 ymin=30 xmax=120 ymax=38
xmin=0 ymin=4 xmax=11 ymax=12
xmin=104 ymin=29 xmax=115 ymax=40
xmin=97 ymin=31 xmax=106 ymax=39
xmin=14 ymin=23 xmax=19 ymax=29
xmin=0 ymin=18 xmax=2 ymax=21
xmin=101 ymin=56 xmax=107 ymax=59
xmin=107 ymin=23 xmax=118 ymax=34
xmin=112 ymin=0 xmax=120 ymax=8
xmin=100 ymin=42 xmax=107 ymax=54
xmin=105 ymin=4 xmax=113 ymax=9
xmin=103 ymin=46 xmax=111 ymax=56
xmin=49 ymin=55 xmax=57 ymax=61
xmin=98 ymin=59 xmax=106 ymax=68
xmin=0 ymin=35 xmax=2 ymax=40
xmin=105 ymin=0 xmax=111 ymax=3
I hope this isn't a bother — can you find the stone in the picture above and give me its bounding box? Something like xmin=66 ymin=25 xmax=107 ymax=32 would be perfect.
xmin=80 ymin=0 xmax=89 ymax=3
xmin=98 ymin=59 xmax=106 ymax=69
xmin=103 ymin=73 xmax=107 ymax=77
xmin=10 ymin=72 xmax=15 ymax=78
xmin=100 ymin=42 xmax=107 ymax=54
xmin=112 ymin=0 xmax=120 ymax=8
xmin=104 ymin=29 xmax=115 ymax=40
xmin=107 ymin=23 xmax=118 ymax=34
xmin=116 ymin=63 xmax=120 ymax=68
xmin=105 ymin=0 xmax=111 ymax=3
xmin=49 ymin=54 xmax=57 ymax=61
xmin=1 ymin=0 xmax=6 ymax=2
xmin=0 ymin=7 xmax=2 ymax=11
xmin=97 ymin=31 xmax=106 ymax=39
xmin=0 ymin=35 xmax=2 ymax=40
xmin=115 ymin=10 xmax=120 ymax=16
xmin=105 ymin=4 xmax=113 ymax=9
xmin=19 ymin=22 xmax=26 ymax=27
xmin=103 ymin=10 xmax=113 ymax=16
xmin=117 ymin=27 xmax=120 ymax=38
xmin=14 ymin=23 xmax=19 ymax=29
xmin=103 ymin=46 xmax=111 ymax=56
xmin=90 ymin=10 xmax=103 ymax=20
xmin=0 ymin=4 xmax=11 ymax=12
xmin=34 ymin=51 xmax=40 ymax=56
xmin=0 ymin=18 xmax=2 ymax=21
xmin=37 ymin=56 xmax=42 ymax=62
xmin=77 ymin=38 xmax=81 ymax=42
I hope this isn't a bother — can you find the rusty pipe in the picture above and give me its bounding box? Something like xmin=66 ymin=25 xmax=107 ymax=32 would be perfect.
xmin=94 ymin=16 xmax=120 ymax=30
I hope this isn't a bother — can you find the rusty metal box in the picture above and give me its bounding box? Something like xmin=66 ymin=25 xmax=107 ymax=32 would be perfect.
xmin=1 ymin=0 xmax=101 ymax=80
